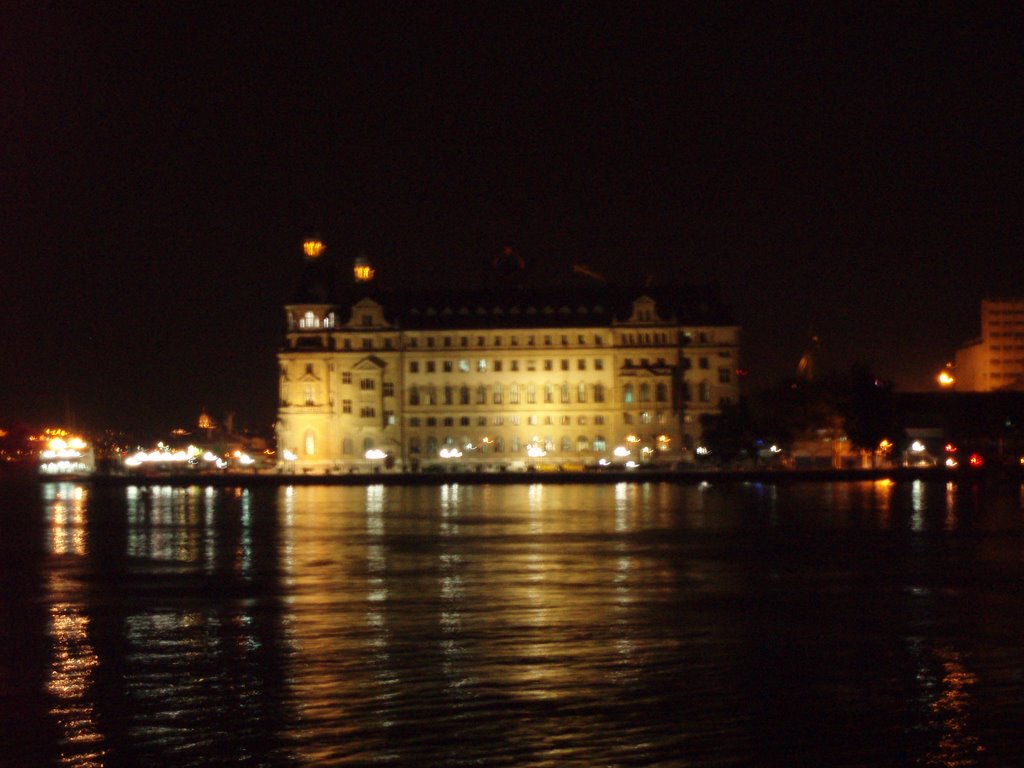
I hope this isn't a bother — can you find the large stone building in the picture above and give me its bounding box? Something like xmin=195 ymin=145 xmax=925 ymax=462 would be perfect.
xmin=955 ymin=298 xmax=1024 ymax=391
xmin=276 ymin=240 xmax=741 ymax=471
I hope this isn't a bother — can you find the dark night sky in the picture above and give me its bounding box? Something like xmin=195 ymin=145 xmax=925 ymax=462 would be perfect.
xmin=2 ymin=3 xmax=1021 ymax=435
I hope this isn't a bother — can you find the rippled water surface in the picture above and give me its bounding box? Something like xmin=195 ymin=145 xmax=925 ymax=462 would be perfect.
xmin=2 ymin=479 xmax=1024 ymax=766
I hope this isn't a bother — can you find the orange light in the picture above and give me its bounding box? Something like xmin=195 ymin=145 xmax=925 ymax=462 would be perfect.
xmin=303 ymin=240 xmax=325 ymax=258
xmin=945 ymin=443 xmax=957 ymax=453
xmin=969 ymin=453 xmax=984 ymax=468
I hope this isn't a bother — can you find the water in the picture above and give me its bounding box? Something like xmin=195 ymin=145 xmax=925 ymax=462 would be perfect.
xmin=2 ymin=479 xmax=1024 ymax=767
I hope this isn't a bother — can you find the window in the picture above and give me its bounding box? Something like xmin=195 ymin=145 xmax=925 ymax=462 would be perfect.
xmin=360 ymin=378 xmax=375 ymax=391
xmin=477 ymin=385 xmax=487 ymax=404
xmin=444 ymin=361 xmax=453 ymax=372
xmin=444 ymin=386 xmax=454 ymax=405
xmin=561 ymin=436 xmax=572 ymax=452
xmin=528 ymin=415 xmax=538 ymax=426
xmin=459 ymin=359 xmax=470 ymax=373
xmin=593 ymin=436 xmax=607 ymax=452
xmin=493 ymin=384 xmax=503 ymax=404
xmin=577 ymin=436 xmax=589 ymax=452
xmin=383 ymin=382 xmax=395 ymax=397
xmin=561 ymin=415 xmax=571 ymax=425
xmin=443 ymin=417 xmax=454 ymax=427
xmin=460 ymin=336 xmax=468 ymax=347
xmin=304 ymin=386 xmax=315 ymax=406
xmin=478 ymin=359 xmax=487 ymax=372
xmin=595 ymin=335 xmax=603 ymax=345
xmin=511 ymin=435 xmax=521 ymax=452
xmin=409 ymin=389 xmax=420 ymax=406
xmin=409 ymin=437 xmax=421 ymax=454
xmin=427 ymin=337 xmax=436 ymax=348
xmin=527 ymin=384 xmax=536 ymax=404
xmin=544 ymin=416 xmax=553 ymax=425
xmin=492 ymin=415 xmax=504 ymax=425
xmin=510 ymin=415 xmax=520 ymax=425
xmin=409 ymin=361 xmax=419 ymax=373
xmin=699 ymin=381 xmax=711 ymax=402
xmin=544 ymin=335 xmax=552 ymax=345
xmin=384 ymin=411 xmax=395 ymax=425
xmin=409 ymin=337 xmax=419 ymax=348
xmin=510 ymin=385 xmax=520 ymax=404
xmin=544 ymin=359 xmax=553 ymax=371
xmin=427 ymin=417 xmax=437 ymax=426
xmin=477 ymin=336 xmax=485 ymax=346
xmin=639 ymin=383 xmax=650 ymax=402
xmin=577 ymin=383 xmax=587 ymax=403
xmin=443 ymin=336 xmax=452 ymax=347
xmin=699 ymin=357 xmax=709 ymax=369
xmin=426 ymin=437 xmax=438 ymax=455
xmin=477 ymin=416 xmax=486 ymax=426
xmin=594 ymin=383 xmax=605 ymax=403
xmin=300 ymin=311 xmax=318 ymax=329
xmin=426 ymin=386 xmax=437 ymax=405
xmin=494 ymin=361 xmax=503 ymax=372
xmin=459 ymin=385 xmax=470 ymax=405
xmin=640 ymin=411 xmax=652 ymax=424
xmin=494 ymin=336 xmax=502 ymax=346
xmin=624 ymin=413 xmax=633 ymax=423
xmin=360 ymin=406 xmax=375 ymax=418
xmin=719 ymin=368 xmax=732 ymax=384
xmin=656 ymin=383 xmax=668 ymax=402
xmin=578 ymin=359 xmax=586 ymax=370
xmin=362 ymin=339 xmax=372 ymax=350
xmin=544 ymin=384 xmax=554 ymax=404
xmin=460 ymin=417 xmax=470 ymax=426
xmin=494 ymin=437 xmax=505 ymax=453
xmin=527 ymin=360 xmax=537 ymax=372
xmin=561 ymin=359 xmax=569 ymax=371
xmin=561 ymin=383 xmax=571 ymax=403
xmin=342 ymin=372 xmax=352 ymax=384
xmin=594 ymin=415 xmax=604 ymax=425
xmin=511 ymin=360 xmax=519 ymax=371
xmin=362 ymin=314 xmax=373 ymax=326
xmin=595 ymin=359 xmax=604 ymax=371
xmin=410 ymin=417 xmax=420 ymax=426
xmin=342 ymin=399 xmax=352 ymax=413
xmin=528 ymin=335 xmax=535 ymax=346
xmin=624 ymin=384 xmax=634 ymax=403
xmin=426 ymin=361 xmax=436 ymax=373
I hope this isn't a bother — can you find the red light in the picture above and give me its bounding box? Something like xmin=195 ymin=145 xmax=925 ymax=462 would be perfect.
xmin=969 ymin=453 xmax=984 ymax=468
xmin=945 ymin=443 xmax=957 ymax=453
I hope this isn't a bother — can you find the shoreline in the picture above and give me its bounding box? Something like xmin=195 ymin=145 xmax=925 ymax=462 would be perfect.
xmin=7 ymin=465 xmax=1020 ymax=487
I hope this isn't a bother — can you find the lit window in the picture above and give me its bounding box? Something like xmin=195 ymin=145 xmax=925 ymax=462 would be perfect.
xmin=478 ymin=359 xmax=487 ymax=372
xmin=624 ymin=384 xmax=634 ymax=404
xmin=459 ymin=359 xmax=470 ymax=373
xmin=493 ymin=384 xmax=503 ymax=404
xmin=593 ymin=436 xmax=606 ymax=452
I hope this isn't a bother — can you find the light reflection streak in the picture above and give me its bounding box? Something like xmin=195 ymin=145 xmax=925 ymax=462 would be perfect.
xmin=44 ymin=483 xmax=88 ymax=555
xmin=945 ymin=482 xmax=958 ymax=532
xmin=911 ymin=479 xmax=926 ymax=532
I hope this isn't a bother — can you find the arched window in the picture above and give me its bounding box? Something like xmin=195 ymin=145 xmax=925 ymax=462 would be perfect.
xmin=304 ymin=430 xmax=316 ymax=456
xmin=639 ymin=383 xmax=650 ymax=402
xmin=593 ymin=436 xmax=607 ymax=452
xmin=510 ymin=384 xmax=520 ymax=404
xmin=426 ymin=436 xmax=438 ymax=455
xmin=561 ymin=383 xmax=571 ymax=403
xmin=426 ymin=386 xmax=437 ymax=405
xmin=444 ymin=386 xmax=454 ymax=405
xmin=476 ymin=385 xmax=487 ymax=404
xmin=300 ymin=311 xmax=318 ymax=329
xmin=656 ymin=382 xmax=668 ymax=402
xmin=494 ymin=437 xmax=505 ymax=453
xmin=561 ymin=435 xmax=572 ymax=452
xmin=460 ymin=385 xmax=470 ymax=405
xmin=623 ymin=384 xmax=634 ymax=404
xmin=324 ymin=312 xmax=336 ymax=329
xmin=511 ymin=435 xmax=521 ymax=452
xmin=493 ymin=384 xmax=503 ymax=403
xmin=577 ymin=435 xmax=589 ymax=452
xmin=577 ymin=383 xmax=587 ymax=402
xmin=409 ymin=387 xmax=420 ymax=406
xmin=594 ymin=383 xmax=605 ymax=403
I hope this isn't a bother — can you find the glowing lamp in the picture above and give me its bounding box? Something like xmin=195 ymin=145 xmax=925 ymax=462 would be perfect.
xmin=354 ymin=256 xmax=375 ymax=282
xmin=613 ymin=446 xmax=630 ymax=458
xmin=364 ymin=449 xmax=387 ymax=460
xmin=303 ymin=239 xmax=325 ymax=258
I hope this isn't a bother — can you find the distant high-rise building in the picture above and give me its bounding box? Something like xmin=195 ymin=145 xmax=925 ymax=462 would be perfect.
xmin=275 ymin=240 xmax=741 ymax=471
xmin=955 ymin=298 xmax=1024 ymax=391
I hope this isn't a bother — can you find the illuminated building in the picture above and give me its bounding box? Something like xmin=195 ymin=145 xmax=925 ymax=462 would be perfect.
xmin=954 ymin=299 xmax=1024 ymax=391
xmin=276 ymin=240 xmax=741 ymax=471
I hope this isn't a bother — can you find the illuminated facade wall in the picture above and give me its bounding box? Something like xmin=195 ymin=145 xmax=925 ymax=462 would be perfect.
xmin=955 ymin=299 xmax=1024 ymax=392
xmin=276 ymin=255 xmax=740 ymax=471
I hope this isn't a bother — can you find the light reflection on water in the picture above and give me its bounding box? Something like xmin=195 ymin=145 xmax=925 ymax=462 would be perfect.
xmin=2 ymin=480 xmax=1022 ymax=765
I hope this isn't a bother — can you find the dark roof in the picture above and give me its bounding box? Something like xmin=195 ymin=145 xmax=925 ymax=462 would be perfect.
xmin=289 ymin=254 xmax=336 ymax=304
xmin=345 ymin=284 xmax=734 ymax=329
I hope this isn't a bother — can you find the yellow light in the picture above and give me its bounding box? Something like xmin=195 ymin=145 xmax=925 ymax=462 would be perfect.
xmin=303 ymin=239 xmax=325 ymax=258
xmin=626 ymin=434 xmax=640 ymax=444
xmin=354 ymin=257 xmax=375 ymax=282
xmin=937 ymin=370 xmax=955 ymax=387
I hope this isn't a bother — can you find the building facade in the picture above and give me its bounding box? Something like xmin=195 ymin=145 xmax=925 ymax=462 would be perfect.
xmin=276 ymin=241 xmax=741 ymax=471
xmin=955 ymin=298 xmax=1024 ymax=391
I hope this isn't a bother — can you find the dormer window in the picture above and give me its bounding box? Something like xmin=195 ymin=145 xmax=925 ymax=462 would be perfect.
xmin=299 ymin=311 xmax=319 ymax=329
xmin=324 ymin=312 xmax=336 ymax=329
